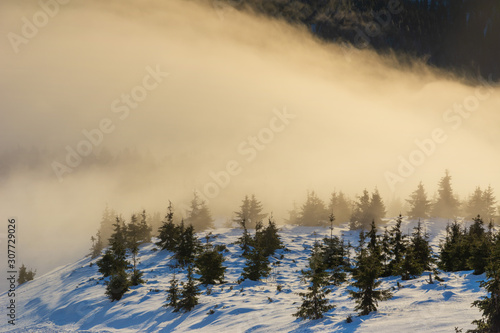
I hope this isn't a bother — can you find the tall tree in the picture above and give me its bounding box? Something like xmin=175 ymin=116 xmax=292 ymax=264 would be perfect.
xmin=431 ymin=170 xmax=460 ymax=218
xmin=90 ymin=231 xmax=104 ymax=259
xmin=234 ymin=195 xmax=267 ymax=229
xmin=351 ymin=189 xmax=371 ymax=230
xmin=175 ymin=222 xmax=201 ymax=267
xmin=195 ymin=233 xmax=226 ymax=285
xmin=98 ymin=205 xmax=116 ymax=247
xmin=406 ymin=182 xmax=431 ymax=220
xmin=369 ymin=188 xmax=387 ymax=225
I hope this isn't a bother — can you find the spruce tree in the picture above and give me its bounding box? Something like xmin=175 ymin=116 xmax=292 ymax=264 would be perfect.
xmin=349 ymin=233 xmax=392 ymax=316
xmin=166 ymin=273 xmax=180 ymax=309
xmin=431 ymin=170 xmax=460 ymax=218
xmin=482 ymin=185 xmax=497 ymax=222
xmin=298 ymin=191 xmax=329 ymax=226
xmin=470 ymin=234 xmax=500 ymax=332
xmin=328 ymin=191 xmax=352 ymax=224
xmin=255 ymin=217 xmax=283 ymax=257
xmin=387 ymin=215 xmax=407 ymax=276
xmin=410 ymin=220 xmax=433 ymax=274
xmin=237 ymin=218 xmax=254 ymax=256
xmin=90 ymin=231 xmax=103 ymax=259
xmin=176 ymin=265 xmax=200 ymax=312
xmin=156 ymin=202 xmax=180 ymax=252
xmin=138 ymin=209 xmax=152 ymax=243
xmin=406 ymin=182 xmax=431 ymax=220
xmin=98 ymin=205 xmax=116 ymax=247
xmin=241 ymin=244 xmax=271 ymax=281
xmin=175 ymin=222 xmax=200 ymax=267
xmin=186 ymin=192 xmax=214 ymax=231
xmin=439 ymin=221 xmax=470 ymax=272
xmin=17 ymin=264 xmax=36 ymax=285
xmin=294 ymin=242 xmax=335 ymax=320
xmin=369 ymin=188 xmax=386 ymax=226
xmin=351 ymin=189 xmax=371 ymax=230
xmin=195 ymin=234 xmax=226 ymax=285
xmin=106 ymin=270 xmax=130 ymax=301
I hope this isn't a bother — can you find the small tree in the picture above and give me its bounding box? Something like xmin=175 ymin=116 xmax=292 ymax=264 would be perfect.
xmin=156 ymin=202 xmax=180 ymax=252
xmin=387 ymin=215 xmax=407 ymax=276
xmin=17 ymin=264 xmax=36 ymax=285
xmin=138 ymin=209 xmax=152 ymax=243
xmin=166 ymin=273 xmax=180 ymax=309
xmin=410 ymin=219 xmax=433 ymax=274
xmin=294 ymin=242 xmax=335 ymax=320
xmin=255 ymin=216 xmax=283 ymax=257
xmin=90 ymin=231 xmax=104 ymax=259
xmin=105 ymin=270 xmax=130 ymax=302
xmin=176 ymin=265 xmax=200 ymax=312
xmin=195 ymin=234 xmax=226 ymax=285
xmin=241 ymin=244 xmax=271 ymax=281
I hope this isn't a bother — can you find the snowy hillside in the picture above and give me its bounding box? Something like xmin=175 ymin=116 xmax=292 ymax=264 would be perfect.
xmin=1 ymin=218 xmax=487 ymax=332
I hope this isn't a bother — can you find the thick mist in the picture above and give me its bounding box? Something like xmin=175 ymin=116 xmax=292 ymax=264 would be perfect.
xmin=0 ymin=0 xmax=499 ymax=288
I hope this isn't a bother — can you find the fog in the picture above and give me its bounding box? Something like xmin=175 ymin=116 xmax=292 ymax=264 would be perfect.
xmin=0 ymin=0 xmax=499 ymax=288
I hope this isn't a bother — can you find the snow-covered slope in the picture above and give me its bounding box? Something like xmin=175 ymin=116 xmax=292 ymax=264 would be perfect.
xmin=0 ymin=218 xmax=486 ymax=332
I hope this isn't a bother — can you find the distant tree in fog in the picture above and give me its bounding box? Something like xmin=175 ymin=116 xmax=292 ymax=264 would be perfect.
xmin=465 ymin=185 xmax=497 ymax=222
xmin=234 ymin=195 xmax=267 ymax=229
xmin=328 ymin=191 xmax=352 ymax=224
xmin=406 ymin=182 xmax=431 ymax=220
xmin=431 ymin=170 xmax=460 ymax=219
xmin=98 ymin=205 xmax=116 ymax=247
xmin=186 ymin=192 xmax=214 ymax=231
xmin=297 ymin=191 xmax=329 ymax=226
xmin=350 ymin=189 xmax=386 ymax=230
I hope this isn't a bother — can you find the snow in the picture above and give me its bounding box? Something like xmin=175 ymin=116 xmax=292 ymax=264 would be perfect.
xmin=0 ymin=218 xmax=487 ymax=332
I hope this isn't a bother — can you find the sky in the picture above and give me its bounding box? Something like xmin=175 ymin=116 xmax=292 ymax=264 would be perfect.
xmin=0 ymin=0 xmax=499 ymax=288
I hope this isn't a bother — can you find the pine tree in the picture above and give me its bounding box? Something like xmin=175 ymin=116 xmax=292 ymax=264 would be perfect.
xmin=138 ymin=209 xmax=152 ymax=243
xmin=406 ymin=182 xmax=431 ymax=220
xmin=410 ymin=220 xmax=433 ymax=274
xmin=470 ymin=234 xmax=500 ymax=332
xmin=241 ymin=244 xmax=271 ymax=281
xmin=17 ymin=264 xmax=36 ymax=285
xmin=349 ymin=234 xmax=392 ymax=316
xmin=166 ymin=273 xmax=180 ymax=309
xmin=126 ymin=215 xmax=144 ymax=286
xmin=255 ymin=217 xmax=283 ymax=257
xmin=351 ymin=189 xmax=371 ymax=230
xmin=156 ymin=202 xmax=180 ymax=252
xmin=90 ymin=231 xmax=103 ymax=259
xmin=369 ymin=188 xmax=386 ymax=226
xmin=431 ymin=170 xmax=460 ymax=218
xmin=195 ymin=234 xmax=226 ymax=285
xmin=237 ymin=218 xmax=254 ymax=257
xmin=175 ymin=222 xmax=200 ymax=267
xmin=294 ymin=242 xmax=335 ymax=320
xmin=97 ymin=217 xmax=131 ymax=301
xmin=176 ymin=265 xmax=200 ymax=312
xmin=328 ymin=191 xmax=352 ymax=224
xmin=468 ymin=216 xmax=491 ymax=275
xmin=439 ymin=221 xmax=470 ymax=272
xmin=387 ymin=215 xmax=407 ymax=276
xmin=186 ymin=192 xmax=214 ymax=231
xmin=234 ymin=195 xmax=267 ymax=229
xmin=298 ymin=191 xmax=329 ymax=226
xmin=482 ymin=185 xmax=497 ymax=222
xmin=98 ymin=205 xmax=116 ymax=247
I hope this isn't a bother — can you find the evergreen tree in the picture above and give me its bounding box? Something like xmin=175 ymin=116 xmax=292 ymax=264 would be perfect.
xmin=241 ymin=244 xmax=271 ymax=281
xmin=97 ymin=217 xmax=131 ymax=301
xmin=482 ymin=185 xmax=497 ymax=222
xmin=468 ymin=216 xmax=491 ymax=275
xmin=156 ymin=202 xmax=180 ymax=252
xmin=138 ymin=209 xmax=152 ymax=243
xmin=166 ymin=273 xmax=180 ymax=309
xmin=351 ymin=189 xmax=371 ymax=230
xmin=98 ymin=205 xmax=116 ymax=247
xmin=369 ymin=188 xmax=386 ymax=225
xmin=349 ymin=233 xmax=392 ymax=316
xmin=234 ymin=195 xmax=267 ymax=229
xmin=406 ymin=182 xmax=431 ymax=220
xmin=126 ymin=215 xmax=145 ymax=286
xmin=195 ymin=234 xmax=226 ymax=285
xmin=410 ymin=220 xmax=433 ymax=274
xmin=294 ymin=242 xmax=335 ymax=320
xmin=439 ymin=221 xmax=470 ymax=272
xmin=186 ymin=192 xmax=214 ymax=231
xmin=17 ymin=264 xmax=36 ymax=285
xmin=237 ymin=218 xmax=254 ymax=257
xmin=387 ymin=215 xmax=407 ymax=276
xmin=431 ymin=170 xmax=460 ymax=218
xmin=175 ymin=222 xmax=201 ymax=266
xmin=255 ymin=217 xmax=283 ymax=257
xmin=466 ymin=187 xmax=486 ymax=220
xmin=328 ymin=191 xmax=352 ymax=224
xmin=470 ymin=234 xmax=500 ymax=332
xmin=176 ymin=265 xmax=200 ymax=312
xmin=90 ymin=231 xmax=103 ymax=259
xmin=298 ymin=191 xmax=329 ymax=226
